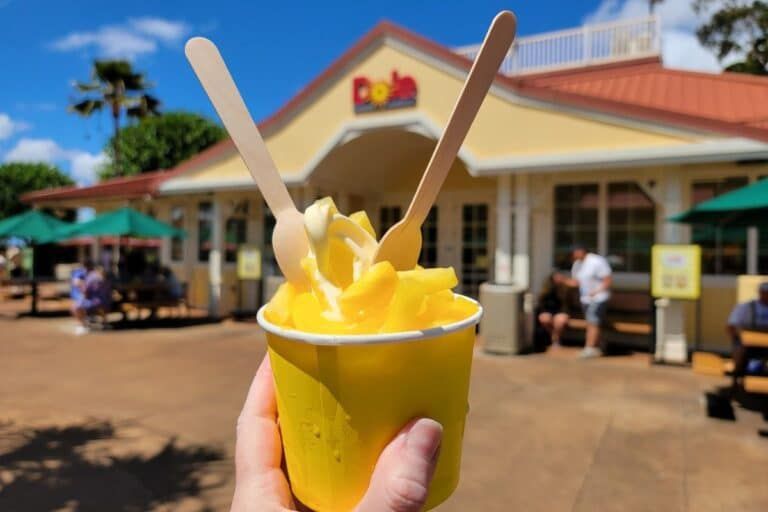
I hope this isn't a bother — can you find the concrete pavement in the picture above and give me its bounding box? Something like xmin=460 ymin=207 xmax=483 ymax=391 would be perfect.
xmin=0 ymin=314 xmax=766 ymax=511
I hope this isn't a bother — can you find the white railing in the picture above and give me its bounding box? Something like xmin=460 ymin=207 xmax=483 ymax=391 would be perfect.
xmin=455 ymin=15 xmax=660 ymax=75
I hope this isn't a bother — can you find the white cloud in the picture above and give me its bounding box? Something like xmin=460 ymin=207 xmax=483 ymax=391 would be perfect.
xmin=129 ymin=17 xmax=189 ymax=42
xmin=51 ymin=17 xmax=190 ymax=60
xmin=584 ymin=0 xmax=727 ymax=72
xmin=15 ymin=102 xmax=58 ymax=112
xmin=3 ymin=138 xmax=107 ymax=186
xmin=0 ymin=113 xmax=31 ymax=141
xmin=69 ymin=151 xmax=108 ymax=185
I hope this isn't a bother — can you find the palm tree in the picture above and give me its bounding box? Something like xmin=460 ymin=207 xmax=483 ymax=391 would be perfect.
xmin=69 ymin=60 xmax=161 ymax=177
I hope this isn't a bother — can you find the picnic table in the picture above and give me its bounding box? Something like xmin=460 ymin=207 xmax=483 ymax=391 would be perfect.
xmin=113 ymin=282 xmax=188 ymax=320
xmin=1 ymin=277 xmax=65 ymax=315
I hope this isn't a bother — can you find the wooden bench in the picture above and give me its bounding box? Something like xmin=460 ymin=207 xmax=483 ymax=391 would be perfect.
xmin=565 ymin=289 xmax=653 ymax=349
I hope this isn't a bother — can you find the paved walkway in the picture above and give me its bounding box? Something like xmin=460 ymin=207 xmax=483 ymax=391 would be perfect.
xmin=0 ymin=314 xmax=766 ymax=511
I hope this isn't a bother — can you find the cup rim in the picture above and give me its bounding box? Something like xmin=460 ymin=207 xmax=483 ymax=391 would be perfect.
xmin=257 ymin=295 xmax=483 ymax=346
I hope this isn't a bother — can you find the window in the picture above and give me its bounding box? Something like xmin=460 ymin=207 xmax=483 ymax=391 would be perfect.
xmin=379 ymin=206 xmax=401 ymax=235
xmin=419 ymin=207 xmax=438 ymax=268
xmin=553 ymin=184 xmax=599 ymax=269
xmin=692 ymin=177 xmax=748 ymax=274
xmin=606 ymin=182 xmax=655 ymax=272
xmin=225 ymin=219 xmax=247 ymax=263
xmin=225 ymin=200 xmax=249 ymax=263
xmin=263 ymin=202 xmax=278 ymax=276
xmin=198 ymin=202 xmax=213 ymax=262
xmin=461 ymin=204 xmax=489 ymax=298
xmin=170 ymin=206 xmax=185 ymax=262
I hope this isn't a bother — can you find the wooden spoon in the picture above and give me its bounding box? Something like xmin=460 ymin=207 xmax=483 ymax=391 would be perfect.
xmin=374 ymin=11 xmax=517 ymax=270
xmin=185 ymin=37 xmax=310 ymax=288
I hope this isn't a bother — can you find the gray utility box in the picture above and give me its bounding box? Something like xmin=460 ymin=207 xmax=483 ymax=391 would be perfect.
xmin=479 ymin=282 xmax=528 ymax=355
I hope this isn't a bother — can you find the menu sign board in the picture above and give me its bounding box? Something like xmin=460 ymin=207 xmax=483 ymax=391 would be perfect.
xmin=237 ymin=245 xmax=262 ymax=280
xmin=651 ymin=244 xmax=701 ymax=300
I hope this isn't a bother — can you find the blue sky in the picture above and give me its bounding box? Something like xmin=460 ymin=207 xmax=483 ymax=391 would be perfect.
xmin=0 ymin=0 xmax=720 ymax=185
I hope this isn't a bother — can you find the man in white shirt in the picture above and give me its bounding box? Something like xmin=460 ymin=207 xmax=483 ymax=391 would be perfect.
xmin=556 ymin=245 xmax=612 ymax=358
xmin=727 ymin=282 xmax=768 ymax=381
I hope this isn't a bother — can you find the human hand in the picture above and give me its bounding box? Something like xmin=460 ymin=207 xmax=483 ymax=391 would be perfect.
xmin=231 ymin=356 xmax=443 ymax=512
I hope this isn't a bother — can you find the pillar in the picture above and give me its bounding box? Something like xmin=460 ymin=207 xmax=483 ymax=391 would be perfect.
xmin=656 ymin=173 xmax=689 ymax=362
xmin=494 ymin=174 xmax=513 ymax=284
xmin=661 ymin=173 xmax=685 ymax=244
xmin=513 ymin=173 xmax=531 ymax=288
xmin=208 ymin=197 xmax=224 ymax=317
xmin=158 ymin=203 xmax=171 ymax=266
xmin=747 ymin=227 xmax=758 ymax=275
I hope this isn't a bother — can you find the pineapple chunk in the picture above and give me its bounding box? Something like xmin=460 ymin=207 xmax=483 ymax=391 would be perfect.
xmin=338 ymin=261 xmax=398 ymax=318
xmin=349 ymin=210 xmax=377 ymax=239
xmin=396 ymin=267 xmax=458 ymax=294
xmin=263 ymin=282 xmax=298 ymax=326
xmin=328 ymin=238 xmax=354 ymax=289
xmin=381 ymin=280 xmax=427 ymax=332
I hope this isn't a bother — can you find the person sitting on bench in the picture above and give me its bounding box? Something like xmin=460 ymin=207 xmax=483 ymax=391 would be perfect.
xmin=727 ymin=282 xmax=768 ymax=383
xmin=537 ymin=271 xmax=572 ymax=350
xmin=71 ymin=263 xmax=112 ymax=335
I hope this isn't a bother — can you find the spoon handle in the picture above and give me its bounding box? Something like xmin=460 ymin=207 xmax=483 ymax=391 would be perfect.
xmin=405 ymin=11 xmax=516 ymax=225
xmin=185 ymin=37 xmax=295 ymax=215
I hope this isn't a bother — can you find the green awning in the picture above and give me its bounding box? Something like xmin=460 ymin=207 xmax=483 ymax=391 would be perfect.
xmin=669 ymin=178 xmax=768 ymax=227
xmin=60 ymin=207 xmax=185 ymax=240
xmin=0 ymin=210 xmax=72 ymax=244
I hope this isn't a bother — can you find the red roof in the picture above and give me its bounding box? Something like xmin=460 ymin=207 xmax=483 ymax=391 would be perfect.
xmin=24 ymin=20 xmax=768 ymax=204
xmin=22 ymin=138 xmax=234 ymax=203
xmin=520 ymin=57 xmax=768 ymax=135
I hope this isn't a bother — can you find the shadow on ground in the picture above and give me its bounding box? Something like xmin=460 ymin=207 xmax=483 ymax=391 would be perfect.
xmin=108 ymin=316 xmax=223 ymax=331
xmin=0 ymin=419 xmax=226 ymax=511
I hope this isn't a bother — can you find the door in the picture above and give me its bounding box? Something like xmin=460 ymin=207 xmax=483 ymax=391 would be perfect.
xmin=461 ymin=203 xmax=489 ymax=297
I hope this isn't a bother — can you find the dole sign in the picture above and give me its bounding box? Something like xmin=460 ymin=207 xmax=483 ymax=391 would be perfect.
xmin=353 ymin=71 xmax=417 ymax=113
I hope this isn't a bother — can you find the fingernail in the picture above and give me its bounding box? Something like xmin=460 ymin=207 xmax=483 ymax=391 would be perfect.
xmin=405 ymin=418 xmax=443 ymax=462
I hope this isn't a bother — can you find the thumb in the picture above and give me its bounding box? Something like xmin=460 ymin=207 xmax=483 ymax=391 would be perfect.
xmin=355 ymin=418 xmax=443 ymax=512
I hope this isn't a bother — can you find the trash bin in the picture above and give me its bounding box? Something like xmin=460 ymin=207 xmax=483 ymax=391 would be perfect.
xmin=479 ymin=282 xmax=528 ymax=355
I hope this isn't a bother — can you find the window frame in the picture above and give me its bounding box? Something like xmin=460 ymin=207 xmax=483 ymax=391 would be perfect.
xmin=170 ymin=205 xmax=186 ymax=263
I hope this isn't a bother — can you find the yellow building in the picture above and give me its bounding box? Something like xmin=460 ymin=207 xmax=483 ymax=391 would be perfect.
xmin=25 ymin=16 xmax=768 ymax=352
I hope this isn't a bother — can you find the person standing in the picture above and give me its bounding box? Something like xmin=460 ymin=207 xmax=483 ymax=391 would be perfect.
xmin=556 ymin=245 xmax=612 ymax=358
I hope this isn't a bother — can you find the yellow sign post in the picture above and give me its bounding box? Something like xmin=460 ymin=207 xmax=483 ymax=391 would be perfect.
xmin=237 ymin=245 xmax=262 ymax=280
xmin=651 ymin=244 xmax=701 ymax=300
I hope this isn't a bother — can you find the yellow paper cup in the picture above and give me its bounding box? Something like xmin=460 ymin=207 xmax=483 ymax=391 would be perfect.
xmin=257 ymin=297 xmax=482 ymax=511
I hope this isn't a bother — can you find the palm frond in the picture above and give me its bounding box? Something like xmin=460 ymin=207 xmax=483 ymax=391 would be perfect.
xmin=126 ymin=94 xmax=162 ymax=118
xmin=68 ymin=99 xmax=104 ymax=117
xmin=74 ymin=81 xmax=102 ymax=93
xmin=94 ymin=60 xmax=135 ymax=85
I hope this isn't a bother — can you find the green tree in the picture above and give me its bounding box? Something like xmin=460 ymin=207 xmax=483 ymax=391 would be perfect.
xmin=99 ymin=111 xmax=226 ymax=180
xmin=695 ymin=0 xmax=768 ymax=75
xmin=0 ymin=163 xmax=74 ymax=219
xmin=69 ymin=60 xmax=161 ymax=176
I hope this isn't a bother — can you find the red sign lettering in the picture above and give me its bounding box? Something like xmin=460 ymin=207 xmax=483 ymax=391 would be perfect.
xmin=352 ymin=70 xmax=417 ymax=113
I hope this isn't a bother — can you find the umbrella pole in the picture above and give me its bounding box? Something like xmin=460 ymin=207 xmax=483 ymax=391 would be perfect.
xmin=30 ymin=242 xmax=38 ymax=316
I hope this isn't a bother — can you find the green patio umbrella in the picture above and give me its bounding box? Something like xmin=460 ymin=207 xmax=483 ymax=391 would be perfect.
xmin=60 ymin=206 xmax=186 ymax=240
xmin=669 ymin=178 xmax=768 ymax=228
xmin=0 ymin=209 xmax=73 ymax=315
xmin=0 ymin=209 xmax=72 ymax=244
